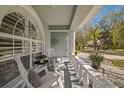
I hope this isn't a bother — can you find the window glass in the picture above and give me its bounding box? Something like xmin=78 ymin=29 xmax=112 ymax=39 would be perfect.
xmin=23 ymin=40 xmax=30 ymax=54
xmin=14 ymin=39 xmax=22 ymax=54
xmin=0 ymin=37 xmax=13 ymax=57
xmin=0 ymin=12 xmax=25 ymax=36
xmin=28 ymin=21 xmax=37 ymax=39
xmin=32 ymin=42 xmax=36 ymax=52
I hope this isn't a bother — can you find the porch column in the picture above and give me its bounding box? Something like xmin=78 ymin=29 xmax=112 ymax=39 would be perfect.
xmin=72 ymin=31 xmax=75 ymax=54
xmin=69 ymin=30 xmax=76 ymax=60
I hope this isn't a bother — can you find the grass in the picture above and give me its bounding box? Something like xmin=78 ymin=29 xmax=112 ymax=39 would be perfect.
xmin=75 ymin=49 xmax=82 ymax=53
xmin=111 ymin=49 xmax=124 ymax=52
xmin=107 ymin=59 xmax=124 ymax=67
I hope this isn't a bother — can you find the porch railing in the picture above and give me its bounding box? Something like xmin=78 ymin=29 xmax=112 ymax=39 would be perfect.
xmin=71 ymin=53 xmax=117 ymax=88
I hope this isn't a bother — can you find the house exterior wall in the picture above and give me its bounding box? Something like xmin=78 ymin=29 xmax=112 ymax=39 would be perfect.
xmin=0 ymin=5 xmax=46 ymax=87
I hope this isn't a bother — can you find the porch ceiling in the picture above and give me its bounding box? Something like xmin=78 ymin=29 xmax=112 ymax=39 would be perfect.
xmin=32 ymin=5 xmax=75 ymax=25
xmin=32 ymin=5 xmax=98 ymax=30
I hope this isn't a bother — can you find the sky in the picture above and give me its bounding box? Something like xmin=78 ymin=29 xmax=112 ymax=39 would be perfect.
xmin=78 ymin=5 xmax=123 ymax=32
xmin=80 ymin=5 xmax=124 ymax=31
xmin=91 ymin=5 xmax=123 ymax=23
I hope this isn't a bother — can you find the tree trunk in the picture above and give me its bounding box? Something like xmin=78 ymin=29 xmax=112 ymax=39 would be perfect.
xmin=103 ymin=44 xmax=106 ymax=53
xmin=93 ymin=32 xmax=97 ymax=52
xmin=93 ymin=39 xmax=97 ymax=52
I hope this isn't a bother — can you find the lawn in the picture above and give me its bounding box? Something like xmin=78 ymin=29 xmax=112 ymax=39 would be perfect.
xmin=107 ymin=59 xmax=124 ymax=67
xmin=111 ymin=49 xmax=124 ymax=52
xmin=75 ymin=49 xmax=82 ymax=53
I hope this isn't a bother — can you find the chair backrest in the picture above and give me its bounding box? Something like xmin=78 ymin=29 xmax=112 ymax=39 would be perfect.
xmin=48 ymin=48 xmax=55 ymax=57
xmin=14 ymin=55 xmax=34 ymax=88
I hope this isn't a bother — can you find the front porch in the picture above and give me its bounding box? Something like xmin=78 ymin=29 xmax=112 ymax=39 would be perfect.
xmin=0 ymin=5 xmax=117 ymax=88
xmin=1 ymin=55 xmax=117 ymax=88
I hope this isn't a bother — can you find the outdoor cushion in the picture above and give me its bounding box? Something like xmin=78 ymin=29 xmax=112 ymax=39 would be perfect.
xmin=28 ymin=70 xmax=42 ymax=88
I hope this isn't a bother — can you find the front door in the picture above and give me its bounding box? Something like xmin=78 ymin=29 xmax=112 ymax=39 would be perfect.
xmin=51 ymin=32 xmax=67 ymax=57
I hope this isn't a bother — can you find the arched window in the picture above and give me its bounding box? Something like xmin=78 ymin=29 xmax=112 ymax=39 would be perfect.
xmin=0 ymin=11 xmax=42 ymax=87
xmin=28 ymin=21 xmax=37 ymax=39
xmin=0 ymin=12 xmax=37 ymax=39
xmin=0 ymin=12 xmax=38 ymax=57
xmin=0 ymin=12 xmax=25 ymax=36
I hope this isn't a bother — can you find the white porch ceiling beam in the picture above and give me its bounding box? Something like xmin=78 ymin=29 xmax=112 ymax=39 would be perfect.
xmin=70 ymin=5 xmax=101 ymax=31
xmin=79 ymin=5 xmax=101 ymax=28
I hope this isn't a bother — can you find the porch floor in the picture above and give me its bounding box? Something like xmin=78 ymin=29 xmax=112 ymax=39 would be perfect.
xmin=55 ymin=57 xmax=83 ymax=88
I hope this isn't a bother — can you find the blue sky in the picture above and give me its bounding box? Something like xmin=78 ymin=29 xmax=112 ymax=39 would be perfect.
xmin=80 ymin=5 xmax=123 ymax=32
xmin=91 ymin=5 xmax=123 ymax=23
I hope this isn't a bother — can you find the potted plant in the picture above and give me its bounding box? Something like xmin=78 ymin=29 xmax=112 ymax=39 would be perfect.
xmin=89 ymin=52 xmax=103 ymax=69
xmin=35 ymin=55 xmax=48 ymax=65
xmin=40 ymin=55 xmax=47 ymax=63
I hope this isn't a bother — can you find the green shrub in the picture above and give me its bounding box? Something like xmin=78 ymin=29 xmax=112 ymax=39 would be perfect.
xmin=89 ymin=52 xmax=104 ymax=69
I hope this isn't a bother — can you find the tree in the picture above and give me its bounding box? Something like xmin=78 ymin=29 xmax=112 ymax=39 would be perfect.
xmin=99 ymin=30 xmax=113 ymax=51
xmin=110 ymin=10 xmax=124 ymax=48
xmin=75 ymin=31 xmax=85 ymax=50
xmin=84 ymin=20 xmax=100 ymax=51
xmin=103 ymin=9 xmax=124 ymax=49
xmin=76 ymin=6 xmax=124 ymax=52
xmin=98 ymin=16 xmax=114 ymax=52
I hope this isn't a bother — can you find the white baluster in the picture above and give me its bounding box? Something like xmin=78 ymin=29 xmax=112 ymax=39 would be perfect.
xmin=83 ymin=72 xmax=89 ymax=88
